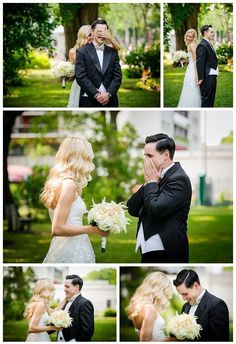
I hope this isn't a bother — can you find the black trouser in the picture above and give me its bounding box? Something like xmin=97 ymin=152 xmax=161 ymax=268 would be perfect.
xmin=141 ymin=250 xmax=169 ymax=263
xmin=200 ymin=75 xmax=217 ymax=107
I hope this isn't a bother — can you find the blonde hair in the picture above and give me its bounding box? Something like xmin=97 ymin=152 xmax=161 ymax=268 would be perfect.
xmin=75 ymin=25 xmax=92 ymax=49
xmin=184 ymin=29 xmax=198 ymax=49
xmin=126 ymin=272 xmax=173 ymax=320
xmin=23 ymin=279 xmax=55 ymax=320
xmin=40 ymin=136 xmax=95 ymax=209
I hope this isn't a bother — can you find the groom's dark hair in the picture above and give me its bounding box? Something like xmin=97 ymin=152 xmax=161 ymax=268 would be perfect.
xmin=201 ymin=24 xmax=212 ymax=36
xmin=66 ymin=274 xmax=83 ymax=290
xmin=145 ymin=133 xmax=176 ymax=160
xmin=91 ymin=18 xmax=109 ymax=30
xmin=173 ymin=269 xmax=200 ymax=288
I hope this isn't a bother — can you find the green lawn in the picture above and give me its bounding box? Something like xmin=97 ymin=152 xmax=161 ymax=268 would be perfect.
xmin=3 ymin=69 xmax=160 ymax=107
xmin=164 ymin=61 xmax=233 ymax=107
xmin=3 ymin=317 xmax=116 ymax=342
xmin=3 ymin=206 xmax=232 ymax=263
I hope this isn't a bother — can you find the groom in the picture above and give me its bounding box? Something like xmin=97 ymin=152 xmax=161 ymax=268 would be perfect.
xmin=174 ymin=269 xmax=230 ymax=341
xmin=76 ymin=18 xmax=122 ymax=107
xmin=196 ymin=25 xmax=218 ymax=107
xmin=57 ymin=274 xmax=94 ymax=342
xmin=127 ymin=133 xmax=192 ymax=263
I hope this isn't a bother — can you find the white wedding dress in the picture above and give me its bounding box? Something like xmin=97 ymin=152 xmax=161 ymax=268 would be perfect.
xmin=26 ymin=313 xmax=51 ymax=342
xmin=67 ymin=79 xmax=81 ymax=108
xmin=178 ymin=51 xmax=201 ymax=107
xmin=136 ymin=314 xmax=166 ymax=341
xmin=43 ymin=196 xmax=95 ymax=263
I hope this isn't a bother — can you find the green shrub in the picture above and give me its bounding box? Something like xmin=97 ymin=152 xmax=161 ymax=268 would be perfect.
xmin=216 ymin=43 xmax=233 ymax=64
xmin=25 ymin=50 xmax=51 ymax=69
xmin=125 ymin=43 xmax=160 ymax=78
xmin=103 ymin=308 xmax=116 ymax=317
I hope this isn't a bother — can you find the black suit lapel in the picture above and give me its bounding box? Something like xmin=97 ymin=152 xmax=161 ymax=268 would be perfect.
xmin=102 ymin=46 xmax=112 ymax=74
xmin=194 ymin=291 xmax=208 ymax=319
xmin=202 ymin=39 xmax=217 ymax=60
xmin=158 ymin=162 xmax=180 ymax=187
xmin=183 ymin=302 xmax=191 ymax=314
xmin=87 ymin=44 xmax=102 ymax=74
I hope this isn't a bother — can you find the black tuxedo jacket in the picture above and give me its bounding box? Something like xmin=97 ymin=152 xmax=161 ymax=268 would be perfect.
xmin=75 ymin=43 xmax=122 ymax=106
xmin=127 ymin=162 xmax=192 ymax=262
xmin=62 ymin=294 xmax=94 ymax=342
xmin=182 ymin=290 xmax=229 ymax=341
xmin=196 ymin=39 xmax=218 ymax=81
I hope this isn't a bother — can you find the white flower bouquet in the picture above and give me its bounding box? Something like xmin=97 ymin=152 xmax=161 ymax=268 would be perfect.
xmin=166 ymin=313 xmax=202 ymax=340
xmin=87 ymin=199 xmax=130 ymax=252
xmin=173 ymin=50 xmax=188 ymax=67
xmin=47 ymin=310 xmax=73 ymax=328
xmin=51 ymin=61 xmax=75 ymax=88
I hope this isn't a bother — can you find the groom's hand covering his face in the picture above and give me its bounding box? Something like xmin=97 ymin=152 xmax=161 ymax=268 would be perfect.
xmin=144 ymin=157 xmax=163 ymax=183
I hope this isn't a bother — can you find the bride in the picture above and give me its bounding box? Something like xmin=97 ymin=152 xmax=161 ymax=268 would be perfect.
xmin=67 ymin=24 xmax=120 ymax=107
xmin=126 ymin=272 xmax=176 ymax=342
xmin=178 ymin=28 xmax=201 ymax=107
xmin=41 ymin=136 xmax=108 ymax=263
xmin=24 ymin=279 xmax=66 ymax=342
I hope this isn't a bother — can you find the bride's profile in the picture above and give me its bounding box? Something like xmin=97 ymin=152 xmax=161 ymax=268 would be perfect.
xmin=126 ymin=272 xmax=176 ymax=342
xmin=67 ymin=24 xmax=120 ymax=107
xmin=24 ymin=278 xmax=65 ymax=342
xmin=178 ymin=28 xmax=201 ymax=107
xmin=41 ymin=136 xmax=108 ymax=263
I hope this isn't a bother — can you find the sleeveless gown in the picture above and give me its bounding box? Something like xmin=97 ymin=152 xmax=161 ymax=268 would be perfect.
xmin=25 ymin=313 xmax=51 ymax=342
xmin=178 ymin=51 xmax=201 ymax=107
xmin=43 ymin=196 xmax=95 ymax=263
xmin=67 ymin=78 xmax=81 ymax=108
xmin=136 ymin=314 xmax=166 ymax=340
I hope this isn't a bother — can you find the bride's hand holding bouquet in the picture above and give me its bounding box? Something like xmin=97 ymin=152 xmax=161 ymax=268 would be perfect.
xmin=88 ymin=199 xmax=130 ymax=252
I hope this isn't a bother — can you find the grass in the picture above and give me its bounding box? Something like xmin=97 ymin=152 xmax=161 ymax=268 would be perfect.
xmin=3 ymin=317 xmax=116 ymax=342
xmin=3 ymin=69 xmax=160 ymax=107
xmin=164 ymin=61 xmax=233 ymax=107
xmin=3 ymin=206 xmax=233 ymax=263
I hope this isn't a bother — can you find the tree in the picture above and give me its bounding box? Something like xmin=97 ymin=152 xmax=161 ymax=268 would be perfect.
xmin=85 ymin=268 xmax=116 ymax=285
xmin=58 ymin=4 xmax=98 ymax=59
xmin=3 ymin=3 xmax=56 ymax=93
xmin=3 ymin=267 xmax=35 ymax=321
xmin=166 ymin=3 xmax=201 ymax=50
xmin=221 ymin=131 xmax=233 ymax=144
xmin=3 ymin=111 xmax=23 ymax=231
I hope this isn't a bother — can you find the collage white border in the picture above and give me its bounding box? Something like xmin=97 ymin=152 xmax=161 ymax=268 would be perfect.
xmin=1 ymin=0 xmax=235 ymax=343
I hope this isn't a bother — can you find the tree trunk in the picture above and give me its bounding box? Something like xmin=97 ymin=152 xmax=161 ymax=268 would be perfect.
xmin=3 ymin=111 xmax=22 ymax=231
xmin=170 ymin=4 xmax=201 ymax=51
xmin=64 ymin=4 xmax=98 ymax=59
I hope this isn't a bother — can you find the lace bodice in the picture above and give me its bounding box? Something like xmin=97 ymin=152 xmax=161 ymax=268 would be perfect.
xmin=43 ymin=196 xmax=95 ymax=263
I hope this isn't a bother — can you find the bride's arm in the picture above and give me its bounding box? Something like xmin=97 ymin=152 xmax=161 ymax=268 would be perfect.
xmin=54 ymin=298 xmax=67 ymax=311
xmin=190 ymin=44 xmax=199 ymax=84
xmin=68 ymin=48 xmax=76 ymax=64
xmin=139 ymin=305 xmax=156 ymax=341
xmin=51 ymin=180 xmax=108 ymax=238
xmin=28 ymin=303 xmax=61 ymax=333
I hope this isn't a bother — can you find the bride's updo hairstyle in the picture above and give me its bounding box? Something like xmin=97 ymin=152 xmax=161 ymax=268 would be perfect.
xmin=126 ymin=271 xmax=173 ymax=320
xmin=23 ymin=279 xmax=55 ymax=320
xmin=184 ymin=28 xmax=198 ymax=48
xmin=40 ymin=136 xmax=95 ymax=209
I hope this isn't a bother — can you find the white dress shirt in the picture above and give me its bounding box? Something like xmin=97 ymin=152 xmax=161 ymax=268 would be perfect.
xmin=57 ymin=293 xmax=80 ymax=342
xmin=93 ymin=42 xmax=106 ymax=93
xmin=136 ymin=163 xmax=175 ymax=254
xmin=189 ymin=289 xmax=206 ymax=316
